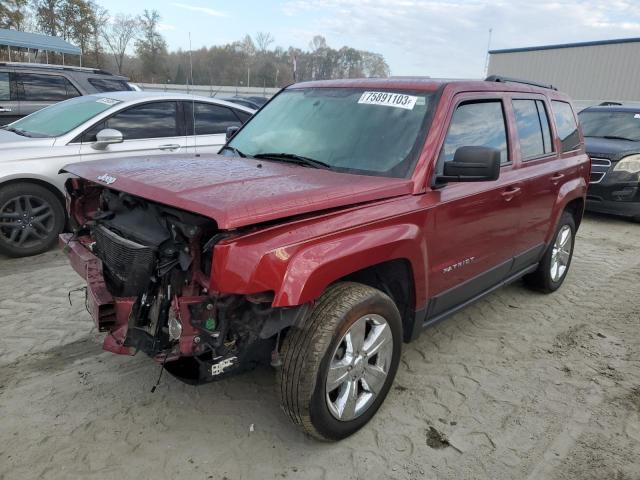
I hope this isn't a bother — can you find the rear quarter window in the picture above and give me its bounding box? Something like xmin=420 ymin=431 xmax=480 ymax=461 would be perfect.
xmin=88 ymin=78 xmax=133 ymax=93
xmin=551 ymin=101 xmax=580 ymax=152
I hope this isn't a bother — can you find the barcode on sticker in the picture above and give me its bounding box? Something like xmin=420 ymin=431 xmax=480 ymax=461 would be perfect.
xmin=96 ymin=98 xmax=119 ymax=106
xmin=358 ymin=91 xmax=418 ymax=110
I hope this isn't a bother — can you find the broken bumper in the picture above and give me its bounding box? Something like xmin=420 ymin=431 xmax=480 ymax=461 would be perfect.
xmin=59 ymin=233 xmax=204 ymax=359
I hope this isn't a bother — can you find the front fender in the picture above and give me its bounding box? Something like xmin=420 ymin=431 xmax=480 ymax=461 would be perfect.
xmin=211 ymin=221 xmax=426 ymax=308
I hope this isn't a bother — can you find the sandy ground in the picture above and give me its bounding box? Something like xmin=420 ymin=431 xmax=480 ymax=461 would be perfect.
xmin=0 ymin=212 xmax=639 ymax=480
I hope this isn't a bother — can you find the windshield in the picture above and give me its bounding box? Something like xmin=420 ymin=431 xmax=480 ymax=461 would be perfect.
xmin=228 ymin=88 xmax=434 ymax=178
xmin=7 ymin=96 xmax=120 ymax=138
xmin=579 ymin=110 xmax=640 ymax=142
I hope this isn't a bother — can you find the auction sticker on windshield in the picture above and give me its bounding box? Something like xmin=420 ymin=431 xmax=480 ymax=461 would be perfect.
xmin=358 ymin=91 xmax=418 ymax=110
xmin=96 ymin=98 xmax=120 ymax=106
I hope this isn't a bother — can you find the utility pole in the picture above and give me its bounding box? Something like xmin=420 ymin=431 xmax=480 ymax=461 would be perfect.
xmin=483 ymin=28 xmax=493 ymax=77
xmin=247 ymin=67 xmax=250 ymax=88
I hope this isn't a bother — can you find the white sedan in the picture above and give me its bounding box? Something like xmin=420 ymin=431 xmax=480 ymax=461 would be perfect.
xmin=0 ymin=91 xmax=255 ymax=257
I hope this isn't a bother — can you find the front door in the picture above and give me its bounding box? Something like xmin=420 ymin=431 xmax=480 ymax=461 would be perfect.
xmin=79 ymin=101 xmax=188 ymax=162
xmin=0 ymin=70 xmax=19 ymax=125
xmin=425 ymin=96 xmax=523 ymax=320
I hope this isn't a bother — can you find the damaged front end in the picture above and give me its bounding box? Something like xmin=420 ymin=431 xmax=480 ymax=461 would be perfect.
xmin=61 ymin=179 xmax=308 ymax=384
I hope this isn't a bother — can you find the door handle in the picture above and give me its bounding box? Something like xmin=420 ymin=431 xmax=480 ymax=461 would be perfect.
xmin=501 ymin=186 xmax=522 ymax=201
xmin=0 ymin=107 xmax=13 ymax=112
xmin=551 ymin=173 xmax=565 ymax=184
xmin=158 ymin=144 xmax=181 ymax=151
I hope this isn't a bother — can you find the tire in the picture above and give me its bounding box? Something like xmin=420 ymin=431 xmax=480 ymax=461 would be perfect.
xmin=0 ymin=182 xmax=65 ymax=258
xmin=524 ymin=211 xmax=576 ymax=293
xmin=278 ymin=282 xmax=402 ymax=441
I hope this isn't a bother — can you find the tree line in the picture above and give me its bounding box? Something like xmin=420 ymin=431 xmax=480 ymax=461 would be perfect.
xmin=0 ymin=1 xmax=390 ymax=86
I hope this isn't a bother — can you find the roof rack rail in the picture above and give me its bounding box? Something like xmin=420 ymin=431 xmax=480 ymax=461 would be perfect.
xmin=0 ymin=62 xmax=115 ymax=76
xmin=598 ymin=101 xmax=623 ymax=106
xmin=485 ymin=75 xmax=557 ymax=91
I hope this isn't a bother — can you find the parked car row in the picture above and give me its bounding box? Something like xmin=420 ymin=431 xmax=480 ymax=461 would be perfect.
xmin=1 ymin=67 xmax=637 ymax=441
xmin=0 ymin=91 xmax=254 ymax=257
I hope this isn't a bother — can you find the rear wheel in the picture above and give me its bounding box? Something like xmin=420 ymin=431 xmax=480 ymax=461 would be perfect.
xmin=278 ymin=282 xmax=402 ymax=440
xmin=0 ymin=182 xmax=65 ymax=257
xmin=524 ymin=211 xmax=575 ymax=293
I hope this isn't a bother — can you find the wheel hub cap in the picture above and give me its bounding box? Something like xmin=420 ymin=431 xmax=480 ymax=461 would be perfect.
xmin=325 ymin=314 xmax=393 ymax=422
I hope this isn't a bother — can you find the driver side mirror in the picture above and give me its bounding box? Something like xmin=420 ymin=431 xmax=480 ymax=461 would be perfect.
xmin=226 ymin=125 xmax=240 ymax=141
xmin=92 ymin=128 xmax=123 ymax=150
xmin=438 ymin=146 xmax=501 ymax=182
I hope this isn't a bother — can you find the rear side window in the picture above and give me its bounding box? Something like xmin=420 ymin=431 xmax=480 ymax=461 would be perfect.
xmin=188 ymin=103 xmax=243 ymax=135
xmin=439 ymin=100 xmax=509 ymax=168
xmin=552 ymin=101 xmax=580 ymax=152
xmin=17 ymin=73 xmax=80 ymax=101
xmin=106 ymin=101 xmax=178 ymax=140
xmin=0 ymin=72 xmax=10 ymax=101
xmin=88 ymin=78 xmax=132 ymax=93
xmin=513 ymin=99 xmax=554 ymax=160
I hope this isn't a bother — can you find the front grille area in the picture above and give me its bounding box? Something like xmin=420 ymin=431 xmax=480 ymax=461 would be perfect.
xmin=590 ymin=157 xmax=612 ymax=184
xmin=93 ymin=225 xmax=156 ymax=297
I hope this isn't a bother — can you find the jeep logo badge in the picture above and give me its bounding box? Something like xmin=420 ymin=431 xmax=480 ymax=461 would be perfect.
xmin=97 ymin=174 xmax=117 ymax=185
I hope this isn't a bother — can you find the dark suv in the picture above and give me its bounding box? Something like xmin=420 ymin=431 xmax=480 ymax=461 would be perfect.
xmin=61 ymin=76 xmax=589 ymax=440
xmin=0 ymin=62 xmax=132 ymax=125
xmin=578 ymin=104 xmax=640 ymax=221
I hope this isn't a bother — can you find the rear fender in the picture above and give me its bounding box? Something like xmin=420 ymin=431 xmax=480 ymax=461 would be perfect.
xmin=546 ymin=176 xmax=587 ymax=243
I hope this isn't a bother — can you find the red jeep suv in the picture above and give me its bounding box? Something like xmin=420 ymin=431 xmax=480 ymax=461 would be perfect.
xmin=60 ymin=76 xmax=589 ymax=440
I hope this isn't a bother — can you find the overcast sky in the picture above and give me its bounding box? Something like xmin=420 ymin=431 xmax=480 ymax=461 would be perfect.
xmin=105 ymin=0 xmax=640 ymax=78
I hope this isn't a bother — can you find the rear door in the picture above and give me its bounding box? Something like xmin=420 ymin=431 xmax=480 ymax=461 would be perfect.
xmin=425 ymin=94 xmax=524 ymax=320
xmin=15 ymin=72 xmax=81 ymax=117
xmin=511 ymin=97 xmax=581 ymax=265
xmin=0 ymin=68 xmax=20 ymax=125
xmin=183 ymin=101 xmax=248 ymax=154
xmin=78 ymin=101 xmax=188 ymax=161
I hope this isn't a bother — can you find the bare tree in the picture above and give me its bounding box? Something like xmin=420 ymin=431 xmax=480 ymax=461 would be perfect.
xmin=255 ymin=32 xmax=274 ymax=53
xmin=0 ymin=0 xmax=29 ymax=29
xmin=103 ymin=13 xmax=139 ymax=74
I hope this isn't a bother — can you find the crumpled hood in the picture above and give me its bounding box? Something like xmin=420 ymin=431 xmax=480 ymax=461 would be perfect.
xmin=62 ymin=154 xmax=414 ymax=229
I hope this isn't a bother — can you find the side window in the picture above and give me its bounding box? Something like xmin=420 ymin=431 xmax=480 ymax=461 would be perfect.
xmin=439 ymin=100 xmax=508 ymax=169
xmin=88 ymin=78 xmax=132 ymax=93
xmin=512 ymin=99 xmax=554 ymax=160
xmin=106 ymin=102 xmax=178 ymax=140
xmin=551 ymin=101 xmax=580 ymax=152
xmin=233 ymin=109 xmax=252 ymax=123
xmin=191 ymin=103 xmax=242 ymax=135
xmin=18 ymin=73 xmax=79 ymax=101
xmin=0 ymin=72 xmax=10 ymax=101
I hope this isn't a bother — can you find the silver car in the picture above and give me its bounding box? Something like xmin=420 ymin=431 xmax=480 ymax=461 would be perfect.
xmin=0 ymin=91 xmax=254 ymax=257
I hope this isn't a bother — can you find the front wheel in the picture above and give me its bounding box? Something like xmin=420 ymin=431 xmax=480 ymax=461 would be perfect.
xmin=0 ymin=182 xmax=65 ymax=258
xmin=524 ymin=211 xmax=576 ymax=293
xmin=278 ymin=282 xmax=402 ymax=440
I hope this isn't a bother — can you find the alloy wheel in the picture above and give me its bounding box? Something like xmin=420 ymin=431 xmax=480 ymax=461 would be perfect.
xmin=0 ymin=195 xmax=55 ymax=249
xmin=325 ymin=314 xmax=394 ymax=421
xmin=550 ymin=224 xmax=572 ymax=282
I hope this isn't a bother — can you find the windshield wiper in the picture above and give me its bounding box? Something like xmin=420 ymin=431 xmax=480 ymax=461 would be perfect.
xmin=253 ymin=152 xmax=332 ymax=170
xmin=219 ymin=145 xmax=247 ymax=157
xmin=600 ymin=135 xmax=636 ymax=142
xmin=3 ymin=126 xmax=32 ymax=137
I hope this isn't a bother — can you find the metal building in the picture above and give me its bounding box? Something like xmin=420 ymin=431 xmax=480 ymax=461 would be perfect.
xmin=488 ymin=37 xmax=640 ymax=109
